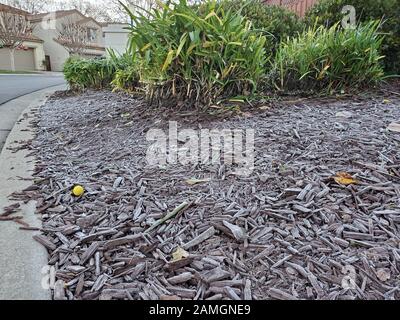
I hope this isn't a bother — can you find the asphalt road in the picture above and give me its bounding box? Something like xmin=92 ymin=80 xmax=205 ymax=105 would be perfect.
xmin=0 ymin=74 xmax=66 ymax=105
xmin=0 ymin=74 xmax=67 ymax=153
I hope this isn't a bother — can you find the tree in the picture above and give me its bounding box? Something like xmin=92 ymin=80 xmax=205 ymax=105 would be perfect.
xmin=68 ymin=0 xmax=114 ymax=22
xmin=3 ymin=0 xmax=49 ymax=14
xmin=5 ymin=0 xmax=115 ymax=22
xmin=109 ymin=0 xmax=156 ymax=22
xmin=56 ymin=17 xmax=89 ymax=56
xmin=52 ymin=0 xmax=114 ymax=22
xmin=4 ymin=0 xmax=158 ymax=23
xmin=0 ymin=10 xmax=33 ymax=71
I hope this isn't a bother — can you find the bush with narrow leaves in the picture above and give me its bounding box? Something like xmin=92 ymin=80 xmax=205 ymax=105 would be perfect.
xmin=305 ymin=0 xmax=400 ymax=74
xmin=273 ymin=21 xmax=385 ymax=93
xmin=122 ymin=0 xmax=268 ymax=107
xmin=218 ymin=0 xmax=304 ymax=54
xmin=63 ymin=52 xmax=134 ymax=90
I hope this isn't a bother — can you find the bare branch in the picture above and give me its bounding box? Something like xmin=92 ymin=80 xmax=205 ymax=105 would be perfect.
xmin=4 ymin=0 xmax=49 ymax=14
xmin=110 ymin=0 xmax=156 ymax=22
xmin=0 ymin=10 xmax=33 ymax=49
xmin=56 ymin=17 xmax=89 ymax=55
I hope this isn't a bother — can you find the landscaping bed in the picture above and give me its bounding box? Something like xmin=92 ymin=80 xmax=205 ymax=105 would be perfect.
xmin=24 ymin=88 xmax=400 ymax=300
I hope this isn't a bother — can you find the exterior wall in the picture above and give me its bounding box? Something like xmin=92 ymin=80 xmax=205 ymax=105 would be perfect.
xmin=56 ymin=13 xmax=105 ymax=49
xmin=25 ymin=40 xmax=46 ymax=70
xmin=265 ymin=0 xmax=319 ymax=16
xmin=83 ymin=19 xmax=105 ymax=47
xmin=33 ymin=23 xmax=69 ymax=71
xmin=103 ymin=24 xmax=130 ymax=55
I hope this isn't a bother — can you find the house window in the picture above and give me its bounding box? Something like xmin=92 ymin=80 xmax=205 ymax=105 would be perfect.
xmin=87 ymin=28 xmax=97 ymax=42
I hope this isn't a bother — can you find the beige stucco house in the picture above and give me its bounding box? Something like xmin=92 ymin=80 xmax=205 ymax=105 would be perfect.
xmin=0 ymin=4 xmax=46 ymax=71
xmin=1 ymin=4 xmax=129 ymax=72
xmin=29 ymin=9 xmax=106 ymax=71
xmin=102 ymin=23 xmax=130 ymax=56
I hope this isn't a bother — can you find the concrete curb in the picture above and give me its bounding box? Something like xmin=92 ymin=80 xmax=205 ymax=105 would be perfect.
xmin=0 ymin=72 xmax=64 ymax=77
xmin=0 ymin=82 xmax=66 ymax=107
xmin=0 ymin=85 xmax=66 ymax=300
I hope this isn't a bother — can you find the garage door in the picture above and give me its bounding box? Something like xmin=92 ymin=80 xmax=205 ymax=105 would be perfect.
xmin=0 ymin=48 xmax=12 ymax=70
xmin=15 ymin=48 xmax=35 ymax=71
xmin=0 ymin=48 xmax=35 ymax=71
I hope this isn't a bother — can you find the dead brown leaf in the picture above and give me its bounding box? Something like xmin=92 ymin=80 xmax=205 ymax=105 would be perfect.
xmin=333 ymin=172 xmax=358 ymax=186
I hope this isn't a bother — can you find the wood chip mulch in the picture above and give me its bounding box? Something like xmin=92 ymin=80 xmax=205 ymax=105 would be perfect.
xmin=12 ymin=89 xmax=400 ymax=300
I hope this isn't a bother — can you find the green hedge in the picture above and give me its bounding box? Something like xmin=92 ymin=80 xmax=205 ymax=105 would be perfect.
xmin=218 ymin=0 xmax=305 ymax=53
xmin=63 ymin=53 xmax=133 ymax=90
xmin=274 ymin=21 xmax=385 ymax=92
xmin=305 ymin=0 xmax=400 ymax=74
xmin=63 ymin=57 xmax=114 ymax=90
xmin=112 ymin=65 xmax=140 ymax=93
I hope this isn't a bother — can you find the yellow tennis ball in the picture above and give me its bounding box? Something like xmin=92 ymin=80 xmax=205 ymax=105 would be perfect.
xmin=72 ymin=185 xmax=84 ymax=197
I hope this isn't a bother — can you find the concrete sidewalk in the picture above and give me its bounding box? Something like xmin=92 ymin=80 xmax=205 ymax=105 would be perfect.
xmin=0 ymin=85 xmax=66 ymax=300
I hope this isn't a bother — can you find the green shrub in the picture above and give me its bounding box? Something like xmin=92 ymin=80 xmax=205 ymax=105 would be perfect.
xmin=63 ymin=57 xmax=113 ymax=90
xmin=63 ymin=53 xmax=134 ymax=90
xmin=274 ymin=21 xmax=385 ymax=92
xmin=305 ymin=0 xmax=400 ymax=74
xmin=218 ymin=0 xmax=304 ymax=53
xmin=123 ymin=0 xmax=268 ymax=107
xmin=112 ymin=65 xmax=140 ymax=93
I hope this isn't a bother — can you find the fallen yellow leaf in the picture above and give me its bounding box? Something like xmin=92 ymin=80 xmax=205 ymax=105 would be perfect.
xmin=333 ymin=172 xmax=358 ymax=185
xmin=171 ymin=247 xmax=189 ymax=262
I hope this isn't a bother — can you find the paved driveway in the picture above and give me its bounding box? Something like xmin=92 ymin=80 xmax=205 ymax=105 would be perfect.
xmin=0 ymin=73 xmax=66 ymax=105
